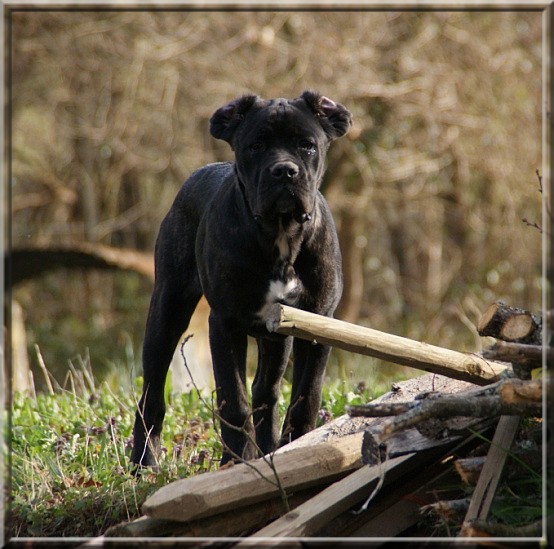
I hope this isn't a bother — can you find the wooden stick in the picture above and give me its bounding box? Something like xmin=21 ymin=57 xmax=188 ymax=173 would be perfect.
xmin=460 ymin=415 xmax=521 ymax=535
xmin=348 ymin=378 xmax=543 ymax=436
xmin=142 ymin=433 xmax=364 ymax=522
xmin=266 ymin=304 xmax=507 ymax=385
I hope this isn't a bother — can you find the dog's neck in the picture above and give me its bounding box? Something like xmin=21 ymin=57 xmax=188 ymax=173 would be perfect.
xmin=274 ymin=217 xmax=303 ymax=264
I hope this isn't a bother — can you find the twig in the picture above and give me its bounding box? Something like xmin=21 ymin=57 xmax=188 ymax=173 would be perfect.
xmin=522 ymin=170 xmax=551 ymax=235
xmin=460 ymin=415 xmax=522 ymax=535
xmin=134 ymin=385 xmax=161 ymax=470
xmin=521 ymin=218 xmax=542 ymax=233
xmin=34 ymin=344 xmax=54 ymax=395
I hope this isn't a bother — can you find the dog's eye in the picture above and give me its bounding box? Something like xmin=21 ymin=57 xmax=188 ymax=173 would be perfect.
xmin=249 ymin=142 xmax=265 ymax=152
xmin=299 ymin=140 xmax=316 ymax=153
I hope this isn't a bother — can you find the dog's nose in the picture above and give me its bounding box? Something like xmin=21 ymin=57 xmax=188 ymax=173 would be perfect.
xmin=270 ymin=162 xmax=299 ymax=181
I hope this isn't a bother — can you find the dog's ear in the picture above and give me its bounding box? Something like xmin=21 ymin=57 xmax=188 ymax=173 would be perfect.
xmin=300 ymin=90 xmax=352 ymax=140
xmin=210 ymin=94 xmax=259 ymax=145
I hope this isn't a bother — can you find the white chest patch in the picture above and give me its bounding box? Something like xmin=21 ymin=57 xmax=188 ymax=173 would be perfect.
xmin=257 ymin=275 xmax=299 ymax=319
xmin=268 ymin=278 xmax=298 ymax=301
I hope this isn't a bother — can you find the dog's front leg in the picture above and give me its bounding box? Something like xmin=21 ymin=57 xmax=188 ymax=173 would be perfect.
xmin=209 ymin=312 xmax=255 ymax=464
xmin=280 ymin=339 xmax=331 ymax=446
xmin=252 ymin=336 xmax=293 ymax=455
xmin=131 ymin=280 xmax=201 ymax=468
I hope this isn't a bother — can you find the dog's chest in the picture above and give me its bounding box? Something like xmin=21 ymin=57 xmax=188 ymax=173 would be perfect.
xmin=256 ymin=231 xmax=302 ymax=319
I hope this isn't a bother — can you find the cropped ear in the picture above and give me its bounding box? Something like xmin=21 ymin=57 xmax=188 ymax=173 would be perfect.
xmin=300 ymin=90 xmax=352 ymax=140
xmin=209 ymin=94 xmax=260 ymax=145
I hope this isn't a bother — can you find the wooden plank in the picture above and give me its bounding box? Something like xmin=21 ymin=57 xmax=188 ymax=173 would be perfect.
xmin=346 ymin=467 xmax=459 ymax=537
xmin=320 ymin=427 xmax=490 ymax=537
xmin=460 ymin=415 xmax=521 ymax=535
xmin=266 ymin=304 xmax=507 ymax=385
xmin=327 ymin=463 xmax=460 ymax=537
xmin=105 ymin=486 xmax=321 ymax=538
xmin=244 ymin=453 xmax=415 ymax=538
xmin=142 ymin=433 xmax=364 ymax=522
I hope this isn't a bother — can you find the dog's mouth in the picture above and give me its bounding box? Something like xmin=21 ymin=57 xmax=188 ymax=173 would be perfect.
xmin=258 ymin=187 xmax=313 ymax=225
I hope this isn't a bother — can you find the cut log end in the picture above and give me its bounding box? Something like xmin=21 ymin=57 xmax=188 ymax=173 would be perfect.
xmin=477 ymin=302 xmax=541 ymax=344
xmin=501 ymin=315 xmax=536 ymax=342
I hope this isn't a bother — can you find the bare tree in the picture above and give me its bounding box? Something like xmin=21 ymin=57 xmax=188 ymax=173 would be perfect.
xmin=9 ymin=10 xmax=542 ymax=381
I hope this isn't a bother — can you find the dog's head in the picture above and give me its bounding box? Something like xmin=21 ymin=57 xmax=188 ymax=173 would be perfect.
xmin=210 ymin=91 xmax=352 ymax=225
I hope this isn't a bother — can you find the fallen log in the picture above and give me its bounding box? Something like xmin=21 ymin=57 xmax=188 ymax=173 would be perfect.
xmin=278 ymin=373 xmax=477 ymax=450
xmin=266 ymin=304 xmax=508 ymax=385
xmin=142 ymin=433 xmax=364 ymax=522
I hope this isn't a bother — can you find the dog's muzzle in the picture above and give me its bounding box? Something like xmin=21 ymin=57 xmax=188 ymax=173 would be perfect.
xmin=268 ymin=162 xmax=313 ymax=224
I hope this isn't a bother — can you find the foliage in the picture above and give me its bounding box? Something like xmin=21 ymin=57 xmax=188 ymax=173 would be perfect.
xmin=7 ymin=367 xmax=219 ymax=538
xmin=8 ymin=10 xmax=544 ymax=387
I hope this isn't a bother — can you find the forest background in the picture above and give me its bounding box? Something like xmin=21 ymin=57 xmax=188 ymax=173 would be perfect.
xmin=8 ymin=9 xmax=544 ymax=393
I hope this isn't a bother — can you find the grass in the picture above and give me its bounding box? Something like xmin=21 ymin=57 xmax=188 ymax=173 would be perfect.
xmin=7 ymin=378 xmax=219 ymax=537
xmin=6 ymin=354 xmax=545 ymax=540
xmin=6 ymin=354 xmax=382 ymax=539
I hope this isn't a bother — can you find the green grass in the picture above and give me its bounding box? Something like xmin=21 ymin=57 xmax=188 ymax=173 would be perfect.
xmin=7 ymin=357 xmax=544 ymax=540
xmin=7 ymin=375 xmax=221 ymax=538
xmin=6 ymin=358 xmax=382 ymax=538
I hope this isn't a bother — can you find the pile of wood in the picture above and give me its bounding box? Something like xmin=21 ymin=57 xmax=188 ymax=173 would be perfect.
xmin=103 ymin=301 xmax=546 ymax=541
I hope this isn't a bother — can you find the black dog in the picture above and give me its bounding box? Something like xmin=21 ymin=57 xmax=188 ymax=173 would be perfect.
xmin=131 ymin=90 xmax=352 ymax=467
